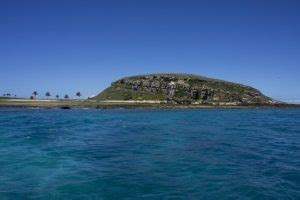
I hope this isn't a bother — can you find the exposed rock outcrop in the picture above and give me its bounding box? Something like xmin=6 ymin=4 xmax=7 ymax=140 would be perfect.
xmin=93 ymin=73 xmax=279 ymax=105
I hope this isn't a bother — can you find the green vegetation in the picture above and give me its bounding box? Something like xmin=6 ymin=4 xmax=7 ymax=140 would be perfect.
xmin=45 ymin=91 xmax=51 ymax=98
xmin=92 ymin=73 xmax=273 ymax=105
xmin=76 ymin=92 xmax=82 ymax=98
xmin=97 ymin=84 xmax=165 ymax=101
xmin=32 ymin=91 xmax=38 ymax=99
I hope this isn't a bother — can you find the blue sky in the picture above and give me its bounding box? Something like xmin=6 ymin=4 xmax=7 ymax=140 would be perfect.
xmin=0 ymin=0 xmax=299 ymax=101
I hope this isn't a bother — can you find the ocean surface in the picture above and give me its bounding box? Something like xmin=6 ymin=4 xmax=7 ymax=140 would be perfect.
xmin=0 ymin=109 xmax=299 ymax=199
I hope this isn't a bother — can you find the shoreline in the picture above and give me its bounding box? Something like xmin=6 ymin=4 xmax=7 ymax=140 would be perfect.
xmin=0 ymin=99 xmax=299 ymax=110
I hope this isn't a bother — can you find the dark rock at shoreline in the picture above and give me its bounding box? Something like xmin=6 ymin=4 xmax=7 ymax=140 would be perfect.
xmin=61 ymin=106 xmax=71 ymax=109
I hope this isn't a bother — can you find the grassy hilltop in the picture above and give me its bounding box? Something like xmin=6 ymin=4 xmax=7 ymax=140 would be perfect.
xmin=93 ymin=73 xmax=278 ymax=105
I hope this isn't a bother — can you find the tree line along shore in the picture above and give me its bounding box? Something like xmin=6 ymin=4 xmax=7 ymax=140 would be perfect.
xmin=2 ymin=91 xmax=83 ymax=100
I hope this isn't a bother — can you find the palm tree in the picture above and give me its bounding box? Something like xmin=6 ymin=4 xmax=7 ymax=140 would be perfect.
xmin=32 ymin=91 xmax=38 ymax=99
xmin=56 ymin=94 xmax=59 ymax=99
xmin=76 ymin=92 xmax=82 ymax=99
xmin=30 ymin=96 xmax=34 ymax=99
xmin=64 ymin=94 xmax=69 ymax=99
xmin=45 ymin=91 xmax=51 ymax=99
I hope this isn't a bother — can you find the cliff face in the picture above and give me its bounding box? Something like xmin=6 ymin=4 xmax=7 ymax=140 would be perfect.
xmin=93 ymin=74 xmax=278 ymax=105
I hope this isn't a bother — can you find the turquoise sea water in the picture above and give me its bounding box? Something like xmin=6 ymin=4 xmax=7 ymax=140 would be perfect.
xmin=0 ymin=109 xmax=299 ymax=199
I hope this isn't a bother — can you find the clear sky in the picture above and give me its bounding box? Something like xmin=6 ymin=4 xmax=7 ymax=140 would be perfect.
xmin=1 ymin=0 xmax=299 ymax=101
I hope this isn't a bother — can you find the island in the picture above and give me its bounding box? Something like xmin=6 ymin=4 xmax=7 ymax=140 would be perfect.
xmin=0 ymin=73 xmax=299 ymax=109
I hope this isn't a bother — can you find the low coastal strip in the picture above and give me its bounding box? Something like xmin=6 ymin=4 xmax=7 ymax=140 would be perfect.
xmin=0 ymin=98 xmax=299 ymax=109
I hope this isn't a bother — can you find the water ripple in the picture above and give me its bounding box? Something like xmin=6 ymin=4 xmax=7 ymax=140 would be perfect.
xmin=0 ymin=109 xmax=299 ymax=199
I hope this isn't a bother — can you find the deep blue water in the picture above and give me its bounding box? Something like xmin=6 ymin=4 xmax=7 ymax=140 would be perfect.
xmin=0 ymin=109 xmax=299 ymax=199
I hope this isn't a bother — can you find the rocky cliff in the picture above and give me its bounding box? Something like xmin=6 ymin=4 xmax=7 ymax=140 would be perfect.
xmin=93 ymin=74 xmax=278 ymax=105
